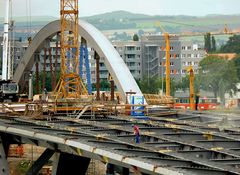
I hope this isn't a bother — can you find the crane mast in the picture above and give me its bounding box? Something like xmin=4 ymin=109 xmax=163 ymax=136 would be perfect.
xmin=164 ymin=33 xmax=170 ymax=96
xmin=188 ymin=66 xmax=195 ymax=110
xmin=54 ymin=0 xmax=87 ymax=99
xmin=2 ymin=0 xmax=10 ymax=80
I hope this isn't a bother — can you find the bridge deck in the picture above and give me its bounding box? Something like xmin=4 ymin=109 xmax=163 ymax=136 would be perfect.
xmin=0 ymin=111 xmax=240 ymax=175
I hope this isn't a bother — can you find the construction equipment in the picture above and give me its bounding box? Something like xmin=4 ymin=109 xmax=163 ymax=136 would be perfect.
xmin=54 ymin=0 xmax=88 ymax=99
xmin=155 ymin=22 xmax=170 ymax=96
xmin=79 ymin=38 xmax=92 ymax=94
xmin=0 ymin=0 xmax=19 ymax=102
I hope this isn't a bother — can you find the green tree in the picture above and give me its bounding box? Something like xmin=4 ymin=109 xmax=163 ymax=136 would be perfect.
xmin=204 ymin=33 xmax=211 ymax=52
xmin=220 ymin=35 xmax=240 ymax=54
xmin=211 ymin=36 xmax=216 ymax=52
xmin=199 ymin=55 xmax=238 ymax=103
xmin=138 ymin=75 xmax=160 ymax=94
xmin=133 ymin=34 xmax=139 ymax=41
xmin=233 ymin=55 xmax=240 ymax=80
xmin=137 ymin=76 xmax=178 ymax=96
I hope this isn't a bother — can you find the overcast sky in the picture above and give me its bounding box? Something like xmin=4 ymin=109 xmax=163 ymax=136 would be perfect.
xmin=0 ymin=0 xmax=240 ymax=18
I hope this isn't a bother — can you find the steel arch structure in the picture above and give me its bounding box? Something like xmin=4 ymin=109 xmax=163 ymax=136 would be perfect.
xmin=13 ymin=20 xmax=143 ymax=101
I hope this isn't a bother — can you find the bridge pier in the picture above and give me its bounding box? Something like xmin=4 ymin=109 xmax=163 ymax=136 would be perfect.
xmin=0 ymin=135 xmax=10 ymax=175
xmin=54 ymin=152 xmax=90 ymax=175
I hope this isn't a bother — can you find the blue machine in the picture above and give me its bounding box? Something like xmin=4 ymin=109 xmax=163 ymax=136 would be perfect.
xmin=130 ymin=95 xmax=145 ymax=116
xmin=79 ymin=44 xmax=92 ymax=95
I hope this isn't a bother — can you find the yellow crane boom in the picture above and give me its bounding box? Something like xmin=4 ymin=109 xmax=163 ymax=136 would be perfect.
xmin=54 ymin=0 xmax=88 ymax=99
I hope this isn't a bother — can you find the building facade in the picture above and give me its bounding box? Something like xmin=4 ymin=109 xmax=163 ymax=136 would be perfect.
xmin=180 ymin=41 xmax=206 ymax=77
xmin=1 ymin=34 xmax=206 ymax=85
xmin=141 ymin=34 xmax=182 ymax=81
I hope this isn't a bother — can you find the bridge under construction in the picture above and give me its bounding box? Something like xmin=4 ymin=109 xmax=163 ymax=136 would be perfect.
xmin=1 ymin=109 xmax=240 ymax=175
xmin=1 ymin=0 xmax=240 ymax=175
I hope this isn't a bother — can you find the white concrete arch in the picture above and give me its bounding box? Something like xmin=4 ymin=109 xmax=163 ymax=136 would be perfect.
xmin=13 ymin=20 xmax=143 ymax=100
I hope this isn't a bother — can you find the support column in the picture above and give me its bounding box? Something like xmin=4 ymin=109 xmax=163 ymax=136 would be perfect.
xmin=95 ymin=51 xmax=100 ymax=101
xmin=28 ymin=73 xmax=33 ymax=100
xmin=110 ymin=80 xmax=114 ymax=101
xmin=55 ymin=152 xmax=90 ymax=175
xmin=49 ymin=48 xmax=54 ymax=91
xmin=35 ymin=52 xmax=40 ymax=94
xmin=42 ymin=48 xmax=47 ymax=91
xmin=26 ymin=149 xmax=55 ymax=175
xmin=0 ymin=136 xmax=10 ymax=175
xmin=51 ymin=152 xmax=60 ymax=175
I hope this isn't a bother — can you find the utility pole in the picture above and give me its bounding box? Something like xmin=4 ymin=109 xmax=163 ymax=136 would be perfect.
xmin=2 ymin=0 xmax=10 ymax=80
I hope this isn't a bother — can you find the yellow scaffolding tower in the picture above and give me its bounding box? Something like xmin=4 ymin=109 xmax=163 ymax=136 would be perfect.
xmin=54 ymin=0 xmax=88 ymax=99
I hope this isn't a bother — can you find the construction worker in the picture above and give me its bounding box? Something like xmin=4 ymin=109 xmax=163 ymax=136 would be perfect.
xmin=195 ymin=93 xmax=200 ymax=110
xmin=132 ymin=124 xmax=140 ymax=143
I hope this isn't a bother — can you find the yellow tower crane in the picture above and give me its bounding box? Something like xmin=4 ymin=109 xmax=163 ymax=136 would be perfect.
xmin=54 ymin=0 xmax=88 ymax=99
xmin=155 ymin=22 xmax=171 ymax=96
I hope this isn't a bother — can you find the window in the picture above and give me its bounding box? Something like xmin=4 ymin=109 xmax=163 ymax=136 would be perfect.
xmin=188 ymin=62 xmax=191 ymax=66
xmin=182 ymin=46 xmax=186 ymax=50
xmin=182 ymin=70 xmax=186 ymax=74
xmin=182 ymin=54 xmax=186 ymax=58
xmin=136 ymin=47 xmax=141 ymax=50
xmin=170 ymin=46 xmax=174 ymax=50
xmin=170 ymin=70 xmax=174 ymax=74
xmin=182 ymin=62 xmax=186 ymax=66
xmin=126 ymin=46 xmax=135 ymax=51
xmin=187 ymin=46 xmax=191 ymax=50
xmin=170 ymin=62 xmax=174 ymax=66
xmin=187 ymin=54 xmax=191 ymax=58
xmin=127 ymin=54 xmax=135 ymax=59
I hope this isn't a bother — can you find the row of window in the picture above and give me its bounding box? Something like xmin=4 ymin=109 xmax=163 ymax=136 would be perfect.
xmin=182 ymin=46 xmax=192 ymax=50
xmin=182 ymin=61 xmax=199 ymax=66
xmin=181 ymin=54 xmax=201 ymax=58
xmin=160 ymin=69 xmax=199 ymax=75
xmin=114 ymin=46 xmax=141 ymax=51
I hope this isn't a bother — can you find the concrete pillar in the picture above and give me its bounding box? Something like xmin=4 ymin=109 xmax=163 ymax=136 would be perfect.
xmin=110 ymin=80 xmax=114 ymax=101
xmin=51 ymin=152 xmax=60 ymax=175
xmin=28 ymin=73 xmax=33 ymax=100
xmin=95 ymin=51 xmax=100 ymax=101
xmin=0 ymin=136 xmax=10 ymax=175
xmin=35 ymin=52 xmax=40 ymax=94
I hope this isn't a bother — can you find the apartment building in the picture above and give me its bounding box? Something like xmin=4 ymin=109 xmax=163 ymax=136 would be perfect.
xmin=141 ymin=34 xmax=182 ymax=80
xmin=1 ymin=35 xmax=206 ymax=84
xmin=180 ymin=41 xmax=206 ymax=76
